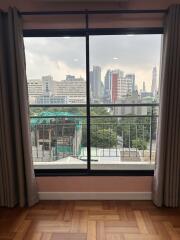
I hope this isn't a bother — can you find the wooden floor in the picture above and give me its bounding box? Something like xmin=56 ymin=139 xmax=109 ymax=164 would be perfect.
xmin=0 ymin=201 xmax=180 ymax=240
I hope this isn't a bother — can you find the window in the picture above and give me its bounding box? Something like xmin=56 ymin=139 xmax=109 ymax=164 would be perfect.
xmin=25 ymin=37 xmax=87 ymax=170
xmin=89 ymin=34 xmax=161 ymax=170
xmin=24 ymin=29 xmax=162 ymax=175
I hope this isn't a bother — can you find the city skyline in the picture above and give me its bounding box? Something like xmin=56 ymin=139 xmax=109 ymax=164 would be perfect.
xmin=24 ymin=34 xmax=161 ymax=92
xmin=27 ymin=64 xmax=158 ymax=94
xmin=27 ymin=64 xmax=158 ymax=105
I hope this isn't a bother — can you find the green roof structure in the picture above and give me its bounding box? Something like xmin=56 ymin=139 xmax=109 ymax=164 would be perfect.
xmin=30 ymin=111 xmax=83 ymax=156
xmin=30 ymin=111 xmax=82 ymax=129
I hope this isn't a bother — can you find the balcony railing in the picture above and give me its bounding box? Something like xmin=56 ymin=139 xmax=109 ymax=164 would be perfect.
xmin=30 ymin=103 xmax=158 ymax=169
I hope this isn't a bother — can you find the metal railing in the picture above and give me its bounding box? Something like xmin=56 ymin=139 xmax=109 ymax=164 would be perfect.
xmin=30 ymin=103 xmax=158 ymax=164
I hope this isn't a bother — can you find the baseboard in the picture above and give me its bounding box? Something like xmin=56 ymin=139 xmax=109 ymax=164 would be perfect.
xmin=38 ymin=192 xmax=152 ymax=200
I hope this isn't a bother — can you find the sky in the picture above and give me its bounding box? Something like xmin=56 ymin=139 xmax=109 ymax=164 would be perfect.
xmin=24 ymin=34 xmax=162 ymax=92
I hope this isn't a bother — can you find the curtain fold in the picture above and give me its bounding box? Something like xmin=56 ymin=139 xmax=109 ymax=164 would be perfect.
xmin=153 ymin=4 xmax=180 ymax=207
xmin=0 ymin=8 xmax=39 ymax=207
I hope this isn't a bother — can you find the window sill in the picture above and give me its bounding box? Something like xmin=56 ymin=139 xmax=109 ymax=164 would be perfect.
xmin=34 ymin=161 xmax=154 ymax=176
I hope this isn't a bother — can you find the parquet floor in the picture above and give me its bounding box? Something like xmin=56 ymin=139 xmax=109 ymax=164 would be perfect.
xmin=0 ymin=200 xmax=180 ymax=240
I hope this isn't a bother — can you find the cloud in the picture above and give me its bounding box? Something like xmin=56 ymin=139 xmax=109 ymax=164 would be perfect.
xmin=90 ymin=35 xmax=161 ymax=90
xmin=24 ymin=37 xmax=86 ymax=81
xmin=90 ymin=35 xmax=161 ymax=68
xmin=24 ymin=34 xmax=162 ymax=91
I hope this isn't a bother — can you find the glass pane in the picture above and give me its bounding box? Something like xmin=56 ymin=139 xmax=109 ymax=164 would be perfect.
xmin=90 ymin=34 xmax=161 ymax=170
xmin=24 ymin=37 xmax=87 ymax=169
xmin=25 ymin=37 xmax=86 ymax=105
xmin=90 ymin=34 xmax=161 ymax=104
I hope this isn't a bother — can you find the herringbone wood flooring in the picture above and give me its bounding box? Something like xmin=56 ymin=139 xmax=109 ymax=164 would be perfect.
xmin=0 ymin=200 xmax=180 ymax=239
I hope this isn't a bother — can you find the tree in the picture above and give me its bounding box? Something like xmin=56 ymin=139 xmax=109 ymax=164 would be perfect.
xmin=132 ymin=138 xmax=147 ymax=150
xmin=117 ymin=116 xmax=151 ymax=148
xmin=91 ymin=128 xmax=117 ymax=148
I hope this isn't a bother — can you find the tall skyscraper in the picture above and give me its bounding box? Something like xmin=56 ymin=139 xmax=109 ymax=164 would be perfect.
xmin=151 ymin=66 xmax=157 ymax=96
xmin=104 ymin=70 xmax=112 ymax=103
xmin=90 ymin=66 xmax=101 ymax=101
xmin=111 ymin=70 xmax=119 ymax=103
xmin=90 ymin=70 xmax=94 ymax=98
xmin=143 ymin=81 xmax=146 ymax=92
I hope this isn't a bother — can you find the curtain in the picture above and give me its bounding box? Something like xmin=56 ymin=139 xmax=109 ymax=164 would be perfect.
xmin=153 ymin=4 xmax=180 ymax=207
xmin=0 ymin=8 xmax=39 ymax=207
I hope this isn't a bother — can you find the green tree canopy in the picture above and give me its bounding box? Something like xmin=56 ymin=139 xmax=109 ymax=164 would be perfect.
xmin=91 ymin=128 xmax=117 ymax=148
xmin=132 ymin=138 xmax=147 ymax=150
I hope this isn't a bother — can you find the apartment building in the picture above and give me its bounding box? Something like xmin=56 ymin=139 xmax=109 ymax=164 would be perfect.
xmin=28 ymin=75 xmax=86 ymax=104
xmin=54 ymin=77 xmax=86 ymax=104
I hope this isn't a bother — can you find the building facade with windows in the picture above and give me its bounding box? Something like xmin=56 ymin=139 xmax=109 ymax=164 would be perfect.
xmin=28 ymin=75 xmax=86 ymax=104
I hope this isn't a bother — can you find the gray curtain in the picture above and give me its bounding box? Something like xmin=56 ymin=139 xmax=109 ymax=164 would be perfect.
xmin=0 ymin=8 xmax=39 ymax=207
xmin=153 ymin=4 xmax=180 ymax=207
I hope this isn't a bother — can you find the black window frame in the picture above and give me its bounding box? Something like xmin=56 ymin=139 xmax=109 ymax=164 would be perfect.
xmin=24 ymin=27 xmax=163 ymax=177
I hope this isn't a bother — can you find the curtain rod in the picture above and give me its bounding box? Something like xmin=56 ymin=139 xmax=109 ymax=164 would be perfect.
xmin=20 ymin=9 xmax=167 ymax=16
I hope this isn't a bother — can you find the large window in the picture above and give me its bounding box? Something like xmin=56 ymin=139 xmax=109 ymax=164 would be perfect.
xmin=24 ymin=31 xmax=162 ymax=174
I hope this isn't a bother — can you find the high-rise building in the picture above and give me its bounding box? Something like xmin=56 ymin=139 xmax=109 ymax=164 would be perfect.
xmin=54 ymin=77 xmax=86 ymax=104
xmin=111 ymin=70 xmax=119 ymax=103
xmin=104 ymin=70 xmax=112 ymax=103
xmin=111 ymin=71 xmax=136 ymax=103
xmin=125 ymin=74 xmax=135 ymax=94
xmin=151 ymin=66 xmax=157 ymax=96
xmin=27 ymin=79 xmax=42 ymax=97
xmin=42 ymin=75 xmax=54 ymax=96
xmin=117 ymin=77 xmax=128 ymax=98
xmin=27 ymin=79 xmax=43 ymax=103
xmin=28 ymin=75 xmax=55 ymax=103
xmin=90 ymin=71 xmax=93 ymax=98
xmin=28 ymin=75 xmax=86 ymax=104
xmin=143 ymin=81 xmax=146 ymax=92
xmin=90 ymin=66 xmax=101 ymax=101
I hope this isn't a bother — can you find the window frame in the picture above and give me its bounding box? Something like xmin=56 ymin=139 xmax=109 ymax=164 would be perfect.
xmin=24 ymin=27 xmax=163 ymax=177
